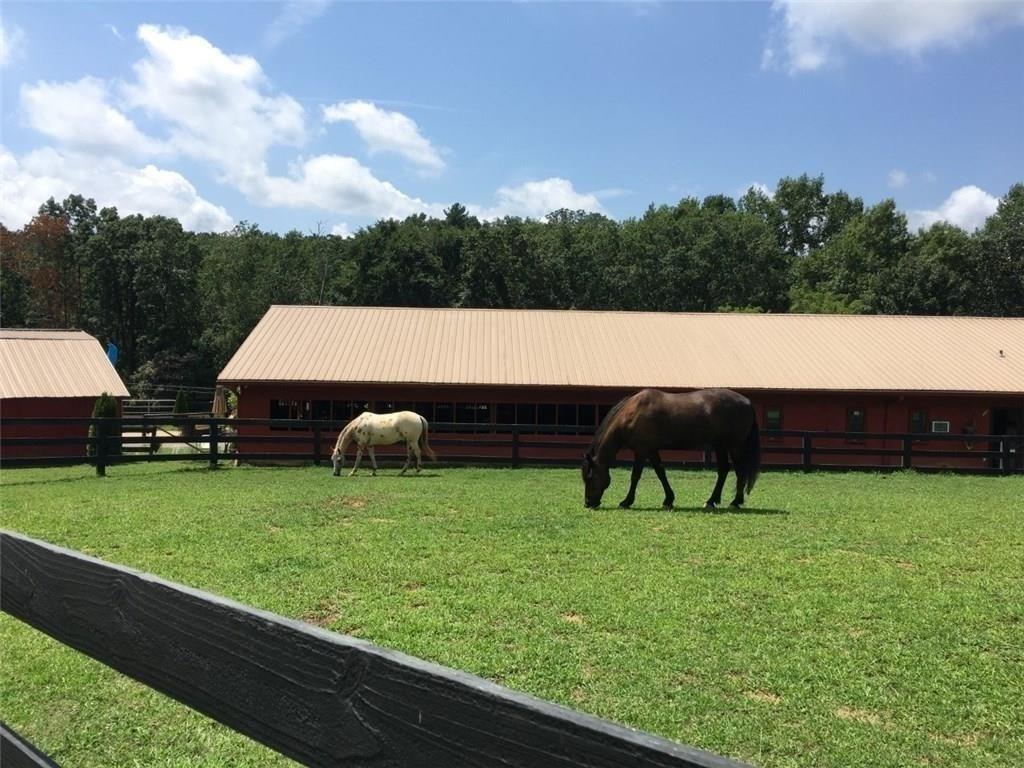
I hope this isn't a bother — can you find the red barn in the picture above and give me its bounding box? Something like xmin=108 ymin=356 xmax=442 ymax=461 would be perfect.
xmin=1 ymin=329 xmax=130 ymax=459
xmin=218 ymin=307 xmax=1024 ymax=470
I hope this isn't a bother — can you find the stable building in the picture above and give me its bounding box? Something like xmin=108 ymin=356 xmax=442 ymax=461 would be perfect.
xmin=218 ymin=306 xmax=1024 ymax=470
xmin=0 ymin=329 xmax=130 ymax=460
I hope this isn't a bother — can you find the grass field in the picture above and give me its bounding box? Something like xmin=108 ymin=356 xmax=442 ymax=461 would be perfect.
xmin=2 ymin=463 xmax=1022 ymax=768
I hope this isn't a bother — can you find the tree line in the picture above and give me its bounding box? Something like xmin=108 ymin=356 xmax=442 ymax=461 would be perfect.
xmin=1 ymin=175 xmax=1021 ymax=393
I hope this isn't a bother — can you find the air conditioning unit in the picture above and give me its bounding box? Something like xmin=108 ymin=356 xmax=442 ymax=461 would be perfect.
xmin=931 ymin=420 xmax=951 ymax=433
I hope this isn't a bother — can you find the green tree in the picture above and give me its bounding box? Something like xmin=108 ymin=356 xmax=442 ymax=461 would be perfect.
xmin=974 ymin=183 xmax=1024 ymax=315
xmin=793 ymin=200 xmax=910 ymax=313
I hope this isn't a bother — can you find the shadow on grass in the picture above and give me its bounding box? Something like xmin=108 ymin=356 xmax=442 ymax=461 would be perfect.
xmin=605 ymin=504 xmax=789 ymax=516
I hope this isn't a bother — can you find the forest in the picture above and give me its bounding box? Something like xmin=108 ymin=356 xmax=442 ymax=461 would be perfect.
xmin=2 ymin=174 xmax=1021 ymax=393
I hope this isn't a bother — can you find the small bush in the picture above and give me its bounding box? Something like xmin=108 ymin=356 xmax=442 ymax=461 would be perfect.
xmin=87 ymin=392 xmax=121 ymax=457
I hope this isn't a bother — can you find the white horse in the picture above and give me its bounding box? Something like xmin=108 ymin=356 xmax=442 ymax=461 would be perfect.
xmin=331 ymin=411 xmax=436 ymax=476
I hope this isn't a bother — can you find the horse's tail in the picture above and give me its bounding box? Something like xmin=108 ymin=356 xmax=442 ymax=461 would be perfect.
xmin=418 ymin=416 xmax=437 ymax=461
xmin=743 ymin=419 xmax=761 ymax=494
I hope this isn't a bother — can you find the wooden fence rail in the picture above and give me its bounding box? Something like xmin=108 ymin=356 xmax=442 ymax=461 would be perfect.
xmin=0 ymin=531 xmax=748 ymax=768
xmin=1 ymin=417 xmax=1021 ymax=475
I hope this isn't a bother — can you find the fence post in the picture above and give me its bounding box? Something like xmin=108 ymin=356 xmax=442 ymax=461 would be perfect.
xmin=209 ymin=419 xmax=219 ymax=470
xmin=902 ymin=437 xmax=912 ymax=470
xmin=95 ymin=418 xmax=107 ymax=477
xmin=801 ymin=435 xmax=812 ymax=472
xmin=313 ymin=426 xmax=322 ymax=466
xmin=512 ymin=427 xmax=520 ymax=468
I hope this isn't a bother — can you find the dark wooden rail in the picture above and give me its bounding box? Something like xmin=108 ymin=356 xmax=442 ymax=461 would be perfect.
xmin=1 ymin=531 xmax=748 ymax=768
xmin=1 ymin=417 xmax=1021 ymax=475
xmin=1 ymin=722 xmax=60 ymax=768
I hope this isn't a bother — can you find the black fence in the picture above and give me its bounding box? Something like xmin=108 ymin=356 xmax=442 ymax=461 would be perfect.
xmin=1 ymin=531 xmax=748 ymax=768
xmin=1 ymin=416 xmax=1021 ymax=475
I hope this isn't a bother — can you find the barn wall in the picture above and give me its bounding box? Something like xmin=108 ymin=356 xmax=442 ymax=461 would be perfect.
xmin=0 ymin=397 xmax=122 ymax=459
xmin=230 ymin=383 xmax=1022 ymax=470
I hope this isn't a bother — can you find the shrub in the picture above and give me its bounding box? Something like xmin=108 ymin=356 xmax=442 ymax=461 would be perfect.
xmin=87 ymin=392 xmax=121 ymax=457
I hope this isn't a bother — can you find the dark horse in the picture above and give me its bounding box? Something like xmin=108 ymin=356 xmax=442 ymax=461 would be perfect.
xmin=582 ymin=388 xmax=761 ymax=509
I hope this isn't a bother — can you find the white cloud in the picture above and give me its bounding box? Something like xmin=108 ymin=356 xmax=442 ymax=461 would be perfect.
xmin=105 ymin=24 xmax=123 ymax=41
xmin=907 ymin=185 xmax=999 ymax=232
xmin=256 ymin=154 xmax=445 ymax=220
xmin=471 ymin=178 xmax=606 ymax=221
xmin=21 ymin=77 xmax=165 ymax=158
xmin=888 ymin=169 xmax=909 ymax=189
xmin=768 ymin=0 xmax=1024 ymax=73
xmin=265 ymin=0 xmax=331 ymax=48
xmin=124 ymin=24 xmax=306 ymax=186
xmin=323 ymin=100 xmax=446 ymax=174
xmin=331 ymin=222 xmax=353 ymax=238
xmin=120 ymin=25 xmax=443 ymax=222
xmin=7 ymin=23 xmax=607 ymax=230
xmin=0 ymin=145 xmax=234 ymax=232
xmin=0 ymin=21 xmax=25 ymax=68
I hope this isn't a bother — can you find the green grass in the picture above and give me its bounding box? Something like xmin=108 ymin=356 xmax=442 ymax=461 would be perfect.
xmin=2 ymin=463 xmax=1022 ymax=768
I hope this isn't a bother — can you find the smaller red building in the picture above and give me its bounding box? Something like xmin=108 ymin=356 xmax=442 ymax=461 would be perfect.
xmin=1 ymin=329 xmax=130 ymax=460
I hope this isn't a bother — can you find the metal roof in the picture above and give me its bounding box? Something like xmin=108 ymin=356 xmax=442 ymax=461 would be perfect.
xmin=0 ymin=329 xmax=130 ymax=399
xmin=218 ymin=306 xmax=1024 ymax=394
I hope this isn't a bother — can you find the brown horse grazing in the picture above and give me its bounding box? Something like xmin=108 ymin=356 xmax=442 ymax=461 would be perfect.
xmin=581 ymin=388 xmax=760 ymax=509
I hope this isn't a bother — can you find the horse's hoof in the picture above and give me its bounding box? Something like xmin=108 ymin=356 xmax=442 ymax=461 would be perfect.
xmin=730 ymin=501 xmax=743 ymax=509
xmin=703 ymin=501 xmax=717 ymax=509
xmin=619 ymin=500 xmax=634 ymax=509
xmin=662 ymin=501 xmax=674 ymax=510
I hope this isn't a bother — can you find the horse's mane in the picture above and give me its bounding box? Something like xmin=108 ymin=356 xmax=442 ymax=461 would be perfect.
xmin=587 ymin=395 xmax=632 ymax=455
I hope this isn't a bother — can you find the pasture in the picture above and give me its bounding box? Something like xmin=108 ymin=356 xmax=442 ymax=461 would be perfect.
xmin=1 ymin=464 xmax=1022 ymax=768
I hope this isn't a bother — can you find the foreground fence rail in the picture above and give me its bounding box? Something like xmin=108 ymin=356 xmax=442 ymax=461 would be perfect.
xmin=1 ymin=416 xmax=1021 ymax=475
xmin=0 ymin=531 xmax=748 ymax=768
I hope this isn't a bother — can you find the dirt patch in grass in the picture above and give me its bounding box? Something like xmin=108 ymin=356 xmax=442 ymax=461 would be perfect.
xmin=836 ymin=706 xmax=883 ymax=726
xmin=745 ymin=690 xmax=782 ymax=705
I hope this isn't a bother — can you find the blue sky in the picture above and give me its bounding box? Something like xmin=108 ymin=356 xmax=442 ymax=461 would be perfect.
xmin=1 ymin=1 xmax=1022 ymax=235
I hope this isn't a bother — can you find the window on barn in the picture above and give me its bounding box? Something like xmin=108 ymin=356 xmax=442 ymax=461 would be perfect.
xmin=537 ymin=404 xmax=556 ymax=431
xmin=269 ymin=400 xmax=310 ymax=430
xmin=375 ymin=401 xmax=395 ymax=414
xmin=579 ymin=404 xmax=597 ymax=433
xmin=415 ymin=402 xmax=434 ymax=421
xmin=474 ymin=403 xmax=491 ymax=429
xmin=394 ymin=401 xmax=414 ymax=413
xmin=331 ymin=401 xmax=350 ymax=422
xmin=455 ymin=402 xmax=475 ymax=425
xmin=909 ymin=409 xmax=927 ymax=434
xmin=495 ymin=403 xmax=515 ymax=428
xmin=597 ymin=403 xmax=615 ymax=425
xmin=765 ymin=407 xmax=782 ymax=431
xmin=516 ymin=403 xmax=536 ymax=433
xmin=846 ymin=407 xmax=866 ymax=436
xmin=269 ymin=400 xmax=293 ymax=430
xmin=557 ymin=404 xmax=579 ymax=434
xmin=311 ymin=400 xmax=331 ymax=424
xmin=434 ymin=402 xmax=454 ymax=431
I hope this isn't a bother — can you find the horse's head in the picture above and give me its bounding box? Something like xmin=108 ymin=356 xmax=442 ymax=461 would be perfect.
xmin=581 ymin=452 xmax=610 ymax=508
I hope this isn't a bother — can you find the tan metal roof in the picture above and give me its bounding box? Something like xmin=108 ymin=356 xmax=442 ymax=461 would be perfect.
xmin=0 ymin=329 xmax=130 ymax=399
xmin=218 ymin=306 xmax=1024 ymax=394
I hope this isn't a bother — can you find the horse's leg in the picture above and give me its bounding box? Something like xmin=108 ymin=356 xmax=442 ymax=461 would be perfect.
xmin=705 ymin=447 xmax=731 ymax=509
xmin=650 ymin=451 xmax=674 ymax=509
xmin=400 ymin=443 xmax=412 ymax=476
xmin=619 ymin=456 xmax=645 ymax=509
xmin=728 ymin=445 xmax=747 ymax=508
xmin=411 ymin=442 xmax=423 ymax=473
xmin=368 ymin=446 xmax=378 ymax=476
xmin=350 ymin=446 xmax=363 ymax=476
